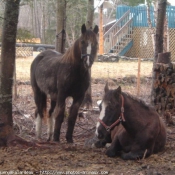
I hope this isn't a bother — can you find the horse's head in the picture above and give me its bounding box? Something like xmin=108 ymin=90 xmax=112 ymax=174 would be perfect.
xmin=95 ymin=84 xmax=125 ymax=140
xmin=80 ymin=24 xmax=99 ymax=69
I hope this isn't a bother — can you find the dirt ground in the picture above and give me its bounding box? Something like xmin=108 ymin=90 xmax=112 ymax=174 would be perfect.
xmin=0 ymin=79 xmax=174 ymax=175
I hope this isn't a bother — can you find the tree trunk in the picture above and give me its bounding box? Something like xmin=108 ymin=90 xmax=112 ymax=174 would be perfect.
xmin=0 ymin=0 xmax=20 ymax=146
xmin=151 ymin=0 xmax=167 ymax=104
xmin=55 ymin=0 xmax=66 ymax=53
xmin=163 ymin=17 xmax=168 ymax=52
xmin=81 ymin=0 xmax=95 ymax=109
xmin=86 ymin=0 xmax=94 ymax=29
xmin=154 ymin=0 xmax=166 ymax=61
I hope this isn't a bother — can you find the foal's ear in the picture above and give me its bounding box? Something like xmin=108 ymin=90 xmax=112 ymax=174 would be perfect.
xmin=93 ymin=25 xmax=99 ymax=34
xmin=114 ymin=86 xmax=121 ymax=97
xmin=81 ymin=24 xmax=86 ymax=34
xmin=104 ymin=82 xmax=109 ymax=93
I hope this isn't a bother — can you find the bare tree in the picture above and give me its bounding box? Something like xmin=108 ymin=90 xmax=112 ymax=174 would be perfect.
xmin=154 ymin=0 xmax=167 ymax=62
xmin=0 ymin=0 xmax=20 ymax=146
xmin=82 ymin=0 xmax=95 ymax=109
xmin=55 ymin=0 xmax=66 ymax=53
xmin=151 ymin=0 xmax=167 ymax=103
xmin=86 ymin=0 xmax=94 ymax=28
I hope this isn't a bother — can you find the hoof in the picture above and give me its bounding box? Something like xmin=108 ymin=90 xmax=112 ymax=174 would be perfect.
xmin=66 ymin=135 xmax=73 ymax=143
xmin=36 ymin=136 xmax=42 ymax=142
xmin=47 ymin=133 xmax=54 ymax=142
xmin=106 ymin=149 xmax=116 ymax=157
xmin=67 ymin=139 xmax=73 ymax=143
xmin=53 ymin=137 xmax=60 ymax=142
xmin=95 ymin=140 xmax=106 ymax=148
xmin=47 ymin=137 xmax=51 ymax=142
xmin=121 ymin=152 xmax=140 ymax=160
xmin=121 ymin=153 xmax=131 ymax=160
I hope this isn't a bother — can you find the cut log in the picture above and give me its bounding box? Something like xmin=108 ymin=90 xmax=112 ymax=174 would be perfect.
xmin=153 ymin=62 xmax=175 ymax=124
xmin=157 ymin=52 xmax=171 ymax=64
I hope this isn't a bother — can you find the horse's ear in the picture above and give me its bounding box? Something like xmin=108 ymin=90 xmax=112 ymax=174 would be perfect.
xmin=93 ymin=25 xmax=99 ymax=34
xmin=81 ymin=24 xmax=86 ymax=34
xmin=104 ymin=82 xmax=109 ymax=93
xmin=114 ymin=86 xmax=121 ymax=97
xmin=117 ymin=86 xmax=121 ymax=94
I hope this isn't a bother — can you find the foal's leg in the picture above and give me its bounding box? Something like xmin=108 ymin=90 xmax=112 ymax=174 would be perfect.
xmin=121 ymin=142 xmax=153 ymax=160
xmin=106 ymin=136 xmax=122 ymax=157
xmin=66 ymin=98 xmax=83 ymax=143
xmin=47 ymin=100 xmax=56 ymax=141
xmin=53 ymin=101 xmax=66 ymax=142
xmin=33 ymin=90 xmax=47 ymax=140
xmin=95 ymin=140 xmax=108 ymax=148
xmin=121 ymin=150 xmax=151 ymax=160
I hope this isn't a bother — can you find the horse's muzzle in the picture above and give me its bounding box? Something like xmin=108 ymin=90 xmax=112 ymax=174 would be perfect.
xmin=81 ymin=53 xmax=91 ymax=59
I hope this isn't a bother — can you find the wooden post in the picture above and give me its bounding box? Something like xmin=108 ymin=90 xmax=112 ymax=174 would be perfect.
xmin=99 ymin=5 xmax=104 ymax=55
xmin=13 ymin=60 xmax=17 ymax=100
xmin=137 ymin=57 xmax=141 ymax=96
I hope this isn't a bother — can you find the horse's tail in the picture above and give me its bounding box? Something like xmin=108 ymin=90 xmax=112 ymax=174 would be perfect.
xmin=30 ymin=52 xmax=48 ymax=120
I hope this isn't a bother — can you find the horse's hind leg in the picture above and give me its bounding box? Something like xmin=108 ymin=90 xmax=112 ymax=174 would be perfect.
xmin=106 ymin=138 xmax=122 ymax=157
xmin=121 ymin=149 xmax=151 ymax=160
xmin=121 ymin=143 xmax=153 ymax=160
xmin=33 ymin=89 xmax=47 ymax=140
xmin=47 ymin=100 xmax=56 ymax=141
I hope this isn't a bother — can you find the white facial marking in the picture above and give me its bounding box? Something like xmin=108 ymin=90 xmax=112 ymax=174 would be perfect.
xmin=36 ymin=114 xmax=42 ymax=139
xmin=86 ymin=41 xmax=92 ymax=67
xmin=95 ymin=102 xmax=106 ymax=137
xmin=87 ymin=57 xmax=90 ymax=66
xmin=87 ymin=41 xmax=91 ymax=54
xmin=48 ymin=114 xmax=55 ymax=141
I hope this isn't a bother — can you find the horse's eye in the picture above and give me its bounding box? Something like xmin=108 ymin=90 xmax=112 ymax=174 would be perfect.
xmin=107 ymin=101 xmax=111 ymax=105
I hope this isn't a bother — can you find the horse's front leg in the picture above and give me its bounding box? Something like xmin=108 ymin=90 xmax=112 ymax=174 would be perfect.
xmin=53 ymin=102 xmax=65 ymax=142
xmin=95 ymin=139 xmax=107 ymax=148
xmin=66 ymin=99 xmax=83 ymax=143
xmin=106 ymin=136 xmax=122 ymax=157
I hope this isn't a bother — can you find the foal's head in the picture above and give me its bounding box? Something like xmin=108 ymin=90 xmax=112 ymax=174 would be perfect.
xmin=79 ymin=24 xmax=99 ymax=69
xmin=95 ymin=84 xmax=123 ymax=140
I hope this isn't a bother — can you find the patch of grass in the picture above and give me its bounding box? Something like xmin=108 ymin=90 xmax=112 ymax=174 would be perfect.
xmin=16 ymin=57 xmax=33 ymax=81
xmin=15 ymin=55 xmax=152 ymax=104
xmin=92 ymin=61 xmax=153 ymax=79
xmin=16 ymin=56 xmax=153 ymax=82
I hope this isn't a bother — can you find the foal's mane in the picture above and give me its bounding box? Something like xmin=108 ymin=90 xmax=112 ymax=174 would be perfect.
xmin=122 ymin=92 xmax=150 ymax=108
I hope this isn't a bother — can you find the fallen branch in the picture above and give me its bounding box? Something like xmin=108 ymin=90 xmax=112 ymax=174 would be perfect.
xmin=142 ymin=149 xmax=147 ymax=160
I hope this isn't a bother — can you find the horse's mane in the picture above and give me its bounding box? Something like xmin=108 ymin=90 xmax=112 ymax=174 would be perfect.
xmin=60 ymin=38 xmax=80 ymax=64
xmin=122 ymin=92 xmax=151 ymax=109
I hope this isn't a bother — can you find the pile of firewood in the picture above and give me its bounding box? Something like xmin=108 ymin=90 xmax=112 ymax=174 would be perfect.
xmin=153 ymin=62 xmax=175 ymax=124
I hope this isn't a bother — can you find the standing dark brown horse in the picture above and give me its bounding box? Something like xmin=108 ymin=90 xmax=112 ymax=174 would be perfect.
xmin=95 ymin=84 xmax=166 ymax=160
xmin=30 ymin=24 xmax=99 ymax=143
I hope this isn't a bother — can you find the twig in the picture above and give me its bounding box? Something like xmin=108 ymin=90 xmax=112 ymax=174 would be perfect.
xmin=142 ymin=149 xmax=147 ymax=160
xmin=0 ymin=16 xmax=5 ymax=20
xmin=13 ymin=119 xmax=22 ymax=135
xmin=74 ymin=128 xmax=95 ymax=137
xmin=76 ymin=122 xmax=95 ymax=132
xmin=22 ymin=147 xmax=33 ymax=153
xmin=88 ymin=115 xmax=96 ymax=125
xmin=13 ymin=103 xmax=26 ymax=118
